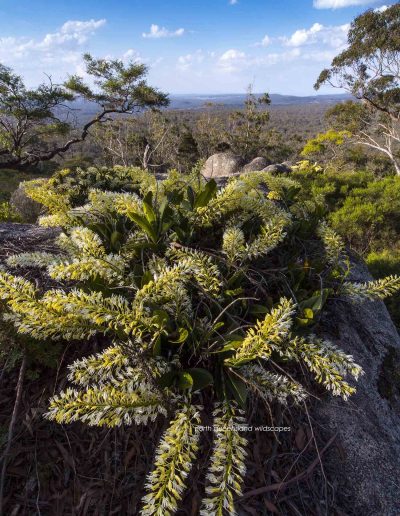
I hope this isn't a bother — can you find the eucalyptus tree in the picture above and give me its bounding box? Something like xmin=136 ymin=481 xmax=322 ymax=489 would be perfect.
xmin=0 ymin=53 xmax=168 ymax=171
xmin=315 ymin=4 xmax=400 ymax=174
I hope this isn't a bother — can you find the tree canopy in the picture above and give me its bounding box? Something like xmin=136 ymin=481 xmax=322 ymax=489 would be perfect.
xmin=315 ymin=4 xmax=400 ymax=174
xmin=0 ymin=54 xmax=168 ymax=171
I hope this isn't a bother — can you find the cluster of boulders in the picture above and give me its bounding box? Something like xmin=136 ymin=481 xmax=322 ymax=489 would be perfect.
xmin=201 ymin=151 xmax=292 ymax=178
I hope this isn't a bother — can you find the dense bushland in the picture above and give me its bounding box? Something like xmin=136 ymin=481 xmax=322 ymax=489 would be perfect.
xmin=292 ymin=160 xmax=400 ymax=326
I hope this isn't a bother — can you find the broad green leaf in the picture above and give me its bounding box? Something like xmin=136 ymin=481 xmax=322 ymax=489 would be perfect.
xmin=303 ymin=308 xmax=314 ymax=319
xmin=141 ymin=270 xmax=153 ymax=287
xmin=158 ymin=370 xmax=177 ymax=388
xmin=194 ymin=179 xmax=217 ymax=209
xmin=225 ymin=371 xmax=248 ymax=408
xmin=250 ymin=304 xmax=270 ymax=314
xmin=211 ymin=321 xmax=225 ymax=333
xmin=153 ymin=310 xmax=169 ymax=326
xmin=178 ymin=372 xmax=194 ymax=390
xmin=110 ymin=230 xmax=123 ymax=251
xmin=299 ymin=289 xmax=330 ymax=312
xmin=187 ymin=186 xmax=195 ymax=209
xmin=186 ymin=368 xmax=213 ymax=391
xmin=128 ymin=213 xmax=158 ymax=243
xmin=158 ymin=198 xmax=168 ymax=220
xmin=170 ymin=327 xmax=189 ymax=344
xmin=142 ymin=200 xmax=156 ymax=224
xmin=152 ymin=336 xmax=162 ymax=356
xmin=218 ymin=339 xmax=244 ymax=353
xmin=296 ymin=317 xmax=311 ymax=327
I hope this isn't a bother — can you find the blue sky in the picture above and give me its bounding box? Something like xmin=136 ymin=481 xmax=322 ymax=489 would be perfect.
xmin=0 ymin=0 xmax=393 ymax=95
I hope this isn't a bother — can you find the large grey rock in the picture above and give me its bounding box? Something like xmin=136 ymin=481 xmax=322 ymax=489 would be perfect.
xmin=263 ymin=163 xmax=292 ymax=174
xmin=242 ymin=157 xmax=268 ymax=173
xmin=10 ymin=184 xmax=43 ymax=223
xmin=0 ymin=223 xmax=60 ymax=262
xmin=315 ymin=260 xmax=400 ymax=515
xmin=202 ymin=152 xmax=243 ymax=178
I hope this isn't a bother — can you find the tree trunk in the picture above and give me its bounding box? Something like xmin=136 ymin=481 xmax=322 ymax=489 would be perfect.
xmin=393 ymin=157 xmax=400 ymax=175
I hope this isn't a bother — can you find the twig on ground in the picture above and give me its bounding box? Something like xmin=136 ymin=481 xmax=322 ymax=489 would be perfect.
xmin=0 ymin=352 xmax=27 ymax=515
xmin=239 ymin=433 xmax=337 ymax=501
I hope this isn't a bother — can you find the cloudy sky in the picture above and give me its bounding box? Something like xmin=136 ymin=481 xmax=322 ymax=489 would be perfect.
xmin=0 ymin=0 xmax=393 ymax=95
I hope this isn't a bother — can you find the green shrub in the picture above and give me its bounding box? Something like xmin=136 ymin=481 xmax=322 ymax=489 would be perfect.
xmin=0 ymin=201 xmax=21 ymax=223
xmin=329 ymin=177 xmax=400 ymax=255
xmin=1 ymin=167 xmax=399 ymax=515
xmin=293 ymin=163 xmax=400 ymax=327
xmin=24 ymin=165 xmax=146 ymax=208
xmin=292 ymin=163 xmax=400 ymax=256
xmin=367 ymin=249 xmax=400 ymax=278
xmin=292 ymin=162 xmax=373 ymax=213
xmin=367 ymin=249 xmax=400 ymax=326
xmin=301 ymin=129 xmax=351 ymax=161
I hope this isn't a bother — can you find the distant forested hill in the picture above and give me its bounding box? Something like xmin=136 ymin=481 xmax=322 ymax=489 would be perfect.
xmin=68 ymin=93 xmax=351 ymax=122
xmin=167 ymin=93 xmax=351 ymax=110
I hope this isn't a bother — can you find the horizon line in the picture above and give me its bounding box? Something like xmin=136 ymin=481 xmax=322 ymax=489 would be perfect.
xmin=168 ymin=92 xmax=348 ymax=96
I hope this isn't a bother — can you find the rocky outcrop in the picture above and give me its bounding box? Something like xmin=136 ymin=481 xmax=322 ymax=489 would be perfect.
xmin=0 ymin=223 xmax=60 ymax=262
xmin=242 ymin=157 xmax=268 ymax=173
xmin=262 ymin=162 xmax=292 ymax=174
xmin=202 ymin=152 xmax=243 ymax=178
xmin=316 ymin=260 xmax=400 ymax=515
xmin=10 ymin=185 xmax=42 ymax=223
xmin=202 ymin=153 xmax=293 ymax=178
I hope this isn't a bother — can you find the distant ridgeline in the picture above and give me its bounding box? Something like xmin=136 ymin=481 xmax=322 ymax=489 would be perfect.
xmin=68 ymin=93 xmax=352 ymax=121
xmin=167 ymin=93 xmax=352 ymax=110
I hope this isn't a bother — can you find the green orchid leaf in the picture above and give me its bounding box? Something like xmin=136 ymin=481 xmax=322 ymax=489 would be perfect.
xmin=194 ymin=179 xmax=217 ymax=209
xmin=186 ymin=368 xmax=213 ymax=391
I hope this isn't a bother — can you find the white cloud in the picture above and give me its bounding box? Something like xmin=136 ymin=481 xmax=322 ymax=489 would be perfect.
xmin=0 ymin=18 xmax=106 ymax=60
xmin=217 ymin=47 xmax=304 ymax=74
xmin=261 ymin=34 xmax=271 ymax=47
xmin=61 ymin=19 xmax=106 ymax=39
xmin=375 ymin=4 xmax=390 ymax=11
xmin=284 ymin=23 xmax=323 ymax=46
xmin=122 ymin=48 xmax=142 ymax=63
xmin=282 ymin=22 xmax=349 ymax=49
xmin=177 ymin=50 xmax=205 ymax=70
xmin=0 ymin=19 xmax=106 ymax=85
xmin=218 ymin=49 xmax=247 ymax=72
xmin=229 ymin=0 xmax=239 ymax=4
xmin=314 ymin=0 xmax=377 ymax=8
xmin=220 ymin=49 xmax=246 ymax=60
xmin=142 ymin=24 xmax=185 ymax=39
xmin=254 ymin=48 xmax=302 ymax=67
xmin=37 ymin=19 xmax=106 ymax=48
